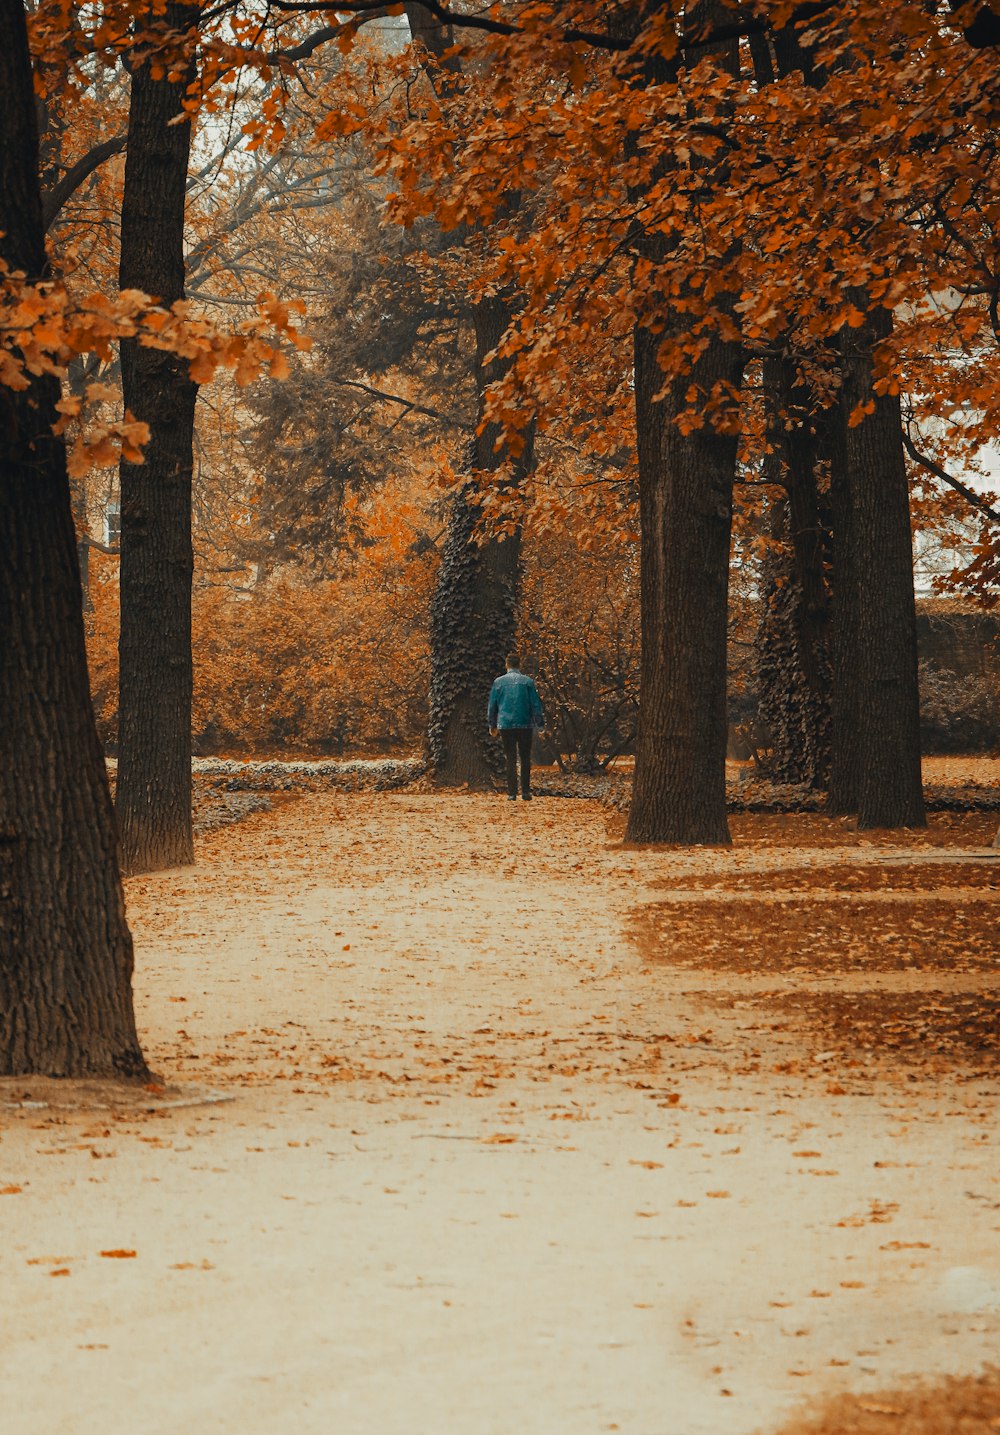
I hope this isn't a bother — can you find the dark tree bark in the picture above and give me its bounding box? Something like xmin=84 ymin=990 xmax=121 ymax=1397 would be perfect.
xmin=624 ymin=3 xmax=745 ymax=845
xmin=826 ymin=391 xmax=863 ymax=813
xmin=838 ymin=306 xmax=925 ymax=828
xmin=753 ymin=356 xmax=832 ymax=788
xmin=625 ymin=318 xmax=744 ymax=843
xmin=761 ymin=21 xmax=923 ymax=826
xmin=0 ymin=0 xmax=147 ymax=1078
xmin=116 ymin=4 xmax=199 ymax=874
xmin=427 ymin=295 xmax=532 ymax=787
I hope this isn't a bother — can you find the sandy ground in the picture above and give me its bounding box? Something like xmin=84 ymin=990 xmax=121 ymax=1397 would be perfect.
xmin=1 ymin=791 xmax=998 ymax=1435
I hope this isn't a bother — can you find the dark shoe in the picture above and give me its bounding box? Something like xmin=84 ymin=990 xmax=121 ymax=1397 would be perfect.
xmin=521 ymin=793 xmax=533 ymax=801
xmin=507 ymin=794 xmax=517 ymax=802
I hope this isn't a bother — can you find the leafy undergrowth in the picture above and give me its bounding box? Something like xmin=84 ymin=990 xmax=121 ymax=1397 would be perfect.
xmin=763 ymin=1369 xmax=1000 ymax=1435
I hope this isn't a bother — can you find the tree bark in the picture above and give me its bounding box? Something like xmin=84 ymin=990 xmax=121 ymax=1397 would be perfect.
xmin=0 ymin=0 xmax=147 ymax=1077
xmin=624 ymin=3 xmax=745 ymax=844
xmin=839 ymin=306 xmax=925 ymax=828
xmin=754 ymin=356 xmax=832 ymax=788
xmin=625 ymin=319 xmax=744 ymax=843
xmin=762 ymin=21 xmax=923 ymax=826
xmin=116 ymin=4 xmax=199 ymax=873
xmin=427 ymin=295 xmax=531 ymax=787
xmin=826 ymin=390 xmax=863 ymax=813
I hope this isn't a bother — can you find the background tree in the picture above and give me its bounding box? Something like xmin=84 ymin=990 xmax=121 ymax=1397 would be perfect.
xmin=116 ymin=2 xmax=201 ymax=874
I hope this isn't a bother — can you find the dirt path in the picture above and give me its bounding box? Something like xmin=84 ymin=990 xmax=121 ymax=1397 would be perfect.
xmin=2 ymin=793 xmax=998 ymax=1435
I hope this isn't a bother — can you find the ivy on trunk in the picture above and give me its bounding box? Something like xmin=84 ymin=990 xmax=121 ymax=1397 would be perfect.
xmin=427 ymin=295 xmax=533 ymax=788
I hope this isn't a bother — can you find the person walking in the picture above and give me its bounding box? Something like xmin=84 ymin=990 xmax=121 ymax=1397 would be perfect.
xmin=488 ymin=653 xmax=545 ymax=801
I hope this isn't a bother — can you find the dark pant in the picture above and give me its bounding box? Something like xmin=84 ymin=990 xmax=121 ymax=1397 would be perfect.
xmin=500 ymin=727 xmax=533 ymax=797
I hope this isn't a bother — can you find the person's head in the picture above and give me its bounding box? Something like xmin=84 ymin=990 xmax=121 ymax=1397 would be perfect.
xmin=505 ymin=652 xmax=520 ymax=671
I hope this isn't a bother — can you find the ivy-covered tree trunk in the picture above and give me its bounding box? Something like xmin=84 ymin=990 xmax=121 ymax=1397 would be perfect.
xmin=116 ymin=4 xmax=199 ymax=874
xmin=427 ymin=295 xmax=532 ymax=787
xmin=0 ymin=0 xmax=148 ymax=1078
xmin=754 ymin=357 xmax=832 ymax=788
xmin=839 ymin=306 xmax=925 ymax=828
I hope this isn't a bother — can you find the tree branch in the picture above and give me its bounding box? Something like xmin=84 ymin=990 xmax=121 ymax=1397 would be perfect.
xmin=336 ymin=377 xmax=474 ymax=430
xmin=246 ymin=0 xmax=843 ymax=60
xmin=902 ymin=427 xmax=1000 ymax=526
xmin=43 ymin=135 xmax=127 ymax=230
xmin=80 ymin=534 xmax=120 ymax=556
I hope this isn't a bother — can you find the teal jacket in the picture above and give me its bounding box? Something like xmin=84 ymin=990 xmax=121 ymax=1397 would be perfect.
xmin=488 ymin=670 xmax=544 ymax=730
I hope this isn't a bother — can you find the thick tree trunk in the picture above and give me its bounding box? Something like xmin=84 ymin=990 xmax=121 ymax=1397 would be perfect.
xmin=839 ymin=307 xmax=925 ymax=828
xmin=624 ymin=322 xmax=744 ymax=844
xmin=625 ymin=3 xmax=745 ymax=844
xmin=428 ymin=296 xmax=531 ymax=787
xmin=0 ymin=0 xmax=147 ymax=1078
xmin=116 ymin=5 xmax=199 ymax=873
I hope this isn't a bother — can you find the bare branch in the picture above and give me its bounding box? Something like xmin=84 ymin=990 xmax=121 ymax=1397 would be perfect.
xmin=43 ymin=135 xmax=127 ymax=230
xmin=336 ymin=377 xmax=474 ymax=430
xmin=902 ymin=427 xmax=1000 ymax=527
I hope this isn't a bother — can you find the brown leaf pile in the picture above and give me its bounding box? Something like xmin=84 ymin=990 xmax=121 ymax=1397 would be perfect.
xmin=635 ymin=895 xmax=998 ymax=974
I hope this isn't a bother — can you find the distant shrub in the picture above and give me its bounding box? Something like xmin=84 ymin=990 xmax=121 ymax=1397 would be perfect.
xmin=919 ymin=661 xmax=999 ymax=753
xmin=86 ymin=549 xmax=435 ymax=756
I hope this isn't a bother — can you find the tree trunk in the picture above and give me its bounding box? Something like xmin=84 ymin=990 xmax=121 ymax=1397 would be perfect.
xmin=116 ymin=4 xmax=199 ymax=873
xmin=624 ymin=3 xmax=745 ymax=844
xmin=761 ymin=28 xmax=922 ymax=825
xmin=427 ymin=295 xmax=531 ymax=787
xmin=826 ymin=392 xmax=863 ymax=813
xmin=0 ymin=0 xmax=147 ymax=1078
xmin=625 ymin=321 xmax=744 ymax=844
xmin=839 ymin=307 xmax=925 ymax=828
xmin=754 ymin=357 xmax=832 ymax=788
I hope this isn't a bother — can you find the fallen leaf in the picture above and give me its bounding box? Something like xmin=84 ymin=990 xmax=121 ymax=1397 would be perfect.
xmin=100 ymin=1249 xmax=137 ymax=1259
